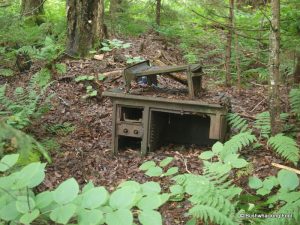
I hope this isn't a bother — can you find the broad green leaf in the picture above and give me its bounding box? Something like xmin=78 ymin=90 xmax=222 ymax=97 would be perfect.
xmin=164 ymin=167 xmax=179 ymax=176
xmin=50 ymin=204 xmax=76 ymax=224
xmin=118 ymin=181 xmax=141 ymax=192
xmin=82 ymin=187 xmax=109 ymax=209
xmin=159 ymin=157 xmax=174 ymax=167
xmin=170 ymin=185 xmax=184 ymax=195
xmin=36 ymin=191 xmax=53 ymax=209
xmin=141 ymin=182 xmax=161 ymax=195
xmin=231 ymin=158 xmax=248 ymax=168
xmin=277 ymin=169 xmax=299 ymax=191
xmin=138 ymin=210 xmax=162 ymax=225
xmin=78 ymin=209 xmax=104 ymax=225
xmin=199 ymin=151 xmax=214 ymax=160
xmin=106 ymin=209 xmax=133 ymax=225
xmin=98 ymin=74 xmax=106 ymax=81
xmin=263 ymin=176 xmax=278 ymax=190
xmin=0 ymin=154 xmax=19 ymax=172
xmin=13 ymin=162 xmax=42 ymax=189
xmin=212 ymin=142 xmax=223 ymax=154
xmin=109 ymin=186 xmax=137 ymax=209
xmin=19 ymin=209 xmax=40 ymax=225
xmin=137 ymin=194 xmax=164 ymax=210
xmin=16 ymin=196 xmax=35 ymax=213
xmin=206 ymin=162 xmax=231 ymax=175
xmin=53 ymin=178 xmax=79 ymax=204
xmin=139 ymin=161 xmax=156 ymax=171
xmin=256 ymin=187 xmax=270 ymax=196
xmin=0 ymin=201 xmax=20 ymax=221
xmin=82 ymin=181 xmax=95 ymax=193
xmin=28 ymin=163 xmax=46 ymax=188
xmin=248 ymin=177 xmax=263 ymax=189
xmin=145 ymin=166 xmax=163 ymax=177
xmin=100 ymin=46 xmax=111 ymax=52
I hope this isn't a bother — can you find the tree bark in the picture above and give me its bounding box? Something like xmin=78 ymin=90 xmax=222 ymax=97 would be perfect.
xmin=269 ymin=0 xmax=281 ymax=135
xmin=66 ymin=0 xmax=104 ymax=57
xmin=21 ymin=0 xmax=44 ymax=16
xmin=294 ymin=52 xmax=300 ymax=84
xmin=156 ymin=0 xmax=161 ymax=26
xmin=225 ymin=0 xmax=234 ymax=87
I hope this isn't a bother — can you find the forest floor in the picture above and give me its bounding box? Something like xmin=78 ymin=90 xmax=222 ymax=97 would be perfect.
xmin=1 ymin=32 xmax=295 ymax=224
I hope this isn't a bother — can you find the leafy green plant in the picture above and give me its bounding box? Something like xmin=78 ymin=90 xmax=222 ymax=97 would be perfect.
xmin=227 ymin=113 xmax=249 ymax=133
xmin=289 ymin=87 xmax=300 ymax=119
xmin=0 ymin=68 xmax=53 ymax=129
xmin=0 ymin=68 xmax=14 ymax=77
xmin=75 ymin=75 xmax=95 ymax=82
xmin=248 ymin=169 xmax=300 ymax=225
xmin=0 ymin=154 xmax=167 ymax=225
xmin=46 ymin=122 xmax=76 ymax=136
xmin=268 ymin=134 xmax=299 ymax=165
xmin=139 ymin=157 xmax=179 ymax=177
xmin=172 ymin=170 xmax=243 ymax=225
xmin=125 ymin=55 xmax=144 ymax=64
xmin=100 ymin=39 xmax=131 ymax=52
xmin=84 ymin=86 xmax=98 ymax=98
xmin=55 ymin=63 xmax=67 ymax=75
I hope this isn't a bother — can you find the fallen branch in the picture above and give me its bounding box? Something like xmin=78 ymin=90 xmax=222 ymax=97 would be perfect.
xmin=271 ymin=162 xmax=300 ymax=175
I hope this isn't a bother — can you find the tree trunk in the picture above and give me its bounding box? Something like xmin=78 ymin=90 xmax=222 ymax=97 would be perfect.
xmin=21 ymin=0 xmax=44 ymax=16
xmin=66 ymin=0 xmax=104 ymax=57
xmin=269 ymin=0 xmax=281 ymax=135
xmin=294 ymin=52 xmax=300 ymax=84
xmin=156 ymin=0 xmax=161 ymax=26
xmin=225 ymin=0 xmax=234 ymax=87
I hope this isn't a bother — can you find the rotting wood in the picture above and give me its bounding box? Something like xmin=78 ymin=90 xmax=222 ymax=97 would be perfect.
xmin=271 ymin=163 xmax=300 ymax=175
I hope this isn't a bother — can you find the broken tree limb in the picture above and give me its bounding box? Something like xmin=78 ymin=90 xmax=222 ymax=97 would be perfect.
xmin=271 ymin=163 xmax=300 ymax=175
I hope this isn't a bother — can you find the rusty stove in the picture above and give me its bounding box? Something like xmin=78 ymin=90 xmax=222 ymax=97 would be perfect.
xmin=103 ymin=61 xmax=228 ymax=155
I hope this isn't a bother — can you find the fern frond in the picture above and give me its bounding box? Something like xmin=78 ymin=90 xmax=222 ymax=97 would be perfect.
xmin=254 ymin=111 xmax=271 ymax=138
xmin=263 ymin=198 xmax=300 ymax=225
xmin=189 ymin=204 xmax=238 ymax=225
xmin=227 ymin=113 xmax=249 ymax=132
xmin=268 ymin=134 xmax=299 ymax=164
xmin=221 ymin=132 xmax=257 ymax=159
xmin=289 ymin=88 xmax=300 ymax=119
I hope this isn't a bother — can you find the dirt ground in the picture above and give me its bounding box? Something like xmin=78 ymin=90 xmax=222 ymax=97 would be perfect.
xmin=1 ymin=33 xmax=296 ymax=224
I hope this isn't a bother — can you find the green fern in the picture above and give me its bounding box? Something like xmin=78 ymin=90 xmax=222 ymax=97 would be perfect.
xmin=254 ymin=111 xmax=271 ymax=138
xmin=173 ymin=171 xmax=242 ymax=225
xmin=226 ymin=113 xmax=249 ymax=132
xmin=289 ymin=88 xmax=300 ymax=119
xmin=0 ymin=69 xmax=53 ymax=129
xmin=220 ymin=132 xmax=257 ymax=159
xmin=268 ymin=134 xmax=299 ymax=164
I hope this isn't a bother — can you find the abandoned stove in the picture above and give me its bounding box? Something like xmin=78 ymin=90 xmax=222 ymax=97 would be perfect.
xmin=103 ymin=61 xmax=229 ymax=155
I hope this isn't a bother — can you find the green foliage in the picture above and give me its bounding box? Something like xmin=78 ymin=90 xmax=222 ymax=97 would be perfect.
xmin=125 ymin=55 xmax=145 ymax=64
xmin=84 ymin=86 xmax=98 ymax=98
xmin=0 ymin=154 xmax=166 ymax=225
xmin=100 ymin=39 xmax=131 ymax=52
xmin=0 ymin=69 xmax=52 ymax=129
xmin=46 ymin=122 xmax=76 ymax=136
xmin=227 ymin=113 xmax=249 ymax=133
xmin=268 ymin=134 xmax=299 ymax=164
xmin=55 ymin=63 xmax=67 ymax=75
xmin=172 ymin=170 xmax=242 ymax=225
xmin=289 ymin=87 xmax=300 ymax=119
xmin=75 ymin=75 xmax=95 ymax=82
xmin=0 ymin=68 xmax=14 ymax=77
xmin=248 ymin=170 xmax=300 ymax=225
xmin=139 ymin=157 xmax=178 ymax=177
xmin=254 ymin=111 xmax=271 ymax=138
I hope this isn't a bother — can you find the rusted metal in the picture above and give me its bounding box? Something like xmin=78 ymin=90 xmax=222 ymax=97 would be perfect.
xmin=103 ymin=90 xmax=228 ymax=155
xmin=123 ymin=60 xmax=203 ymax=99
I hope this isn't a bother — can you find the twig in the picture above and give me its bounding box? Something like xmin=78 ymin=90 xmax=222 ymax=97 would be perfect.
xmin=250 ymin=99 xmax=265 ymax=112
xmin=271 ymin=163 xmax=300 ymax=175
xmin=175 ymin=152 xmax=192 ymax=174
